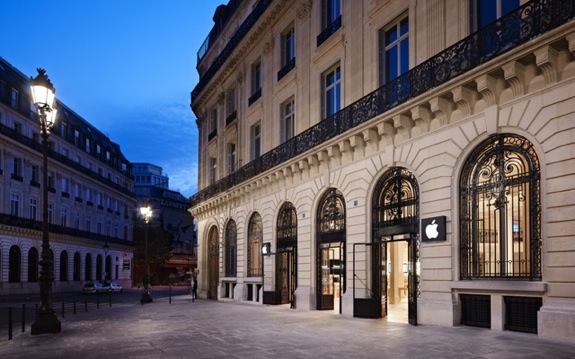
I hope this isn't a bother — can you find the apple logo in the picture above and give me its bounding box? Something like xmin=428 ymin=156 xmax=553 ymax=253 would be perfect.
xmin=425 ymin=220 xmax=439 ymax=239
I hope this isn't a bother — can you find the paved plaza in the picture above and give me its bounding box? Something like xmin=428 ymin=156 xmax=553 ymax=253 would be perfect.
xmin=1 ymin=294 xmax=574 ymax=358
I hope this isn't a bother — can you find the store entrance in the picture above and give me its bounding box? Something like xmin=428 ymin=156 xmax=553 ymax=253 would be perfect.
xmin=374 ymin=235 xmax=413 ymax=323
xmin=317 ymin=241 xmax=344 ymax=313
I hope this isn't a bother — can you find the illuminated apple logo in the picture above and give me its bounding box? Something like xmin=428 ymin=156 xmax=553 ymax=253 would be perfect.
xmin=425 ymin=220 xmax=439 ymax=239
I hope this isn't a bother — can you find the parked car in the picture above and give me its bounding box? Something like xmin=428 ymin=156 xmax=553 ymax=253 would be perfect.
xmin=83 ymin=282 xmax=96 ymax=294
xmin=109 ymin=282 xmax=123 ymax=293
xmin=95 ymin=282 xmax=110 ymax=293
xmin=83 ymin=282 xmax=110 ymax=294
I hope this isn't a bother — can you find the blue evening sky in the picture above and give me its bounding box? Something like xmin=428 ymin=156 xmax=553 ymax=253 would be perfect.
xmin=0 ymin=1 xmax=221 ymax=197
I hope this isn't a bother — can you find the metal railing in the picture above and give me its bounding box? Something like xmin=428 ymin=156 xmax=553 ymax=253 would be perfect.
xmin=190 ymin=0 xmax=575 ymax=207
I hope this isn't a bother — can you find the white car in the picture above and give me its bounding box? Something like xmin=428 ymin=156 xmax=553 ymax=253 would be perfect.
xmin=109 ymin=282 xmax=123 ymax=293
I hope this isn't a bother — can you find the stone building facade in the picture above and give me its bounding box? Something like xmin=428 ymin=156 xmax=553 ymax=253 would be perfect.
xmin=190 ymin=0 xmax=575 ymax=342
xmin=0 ymin=57 xmax=136 ymax=294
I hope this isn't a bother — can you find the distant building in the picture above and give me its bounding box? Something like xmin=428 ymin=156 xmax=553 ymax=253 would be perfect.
xmin=0 ymin=57 xmax=137 ymax=294
xmin=132 ymin=162 xmax=169 ymax=189
xmin=133 ymin=163 xmax=196 ymax=285
xmin=190 ymin=0 xmax=575 ymax=343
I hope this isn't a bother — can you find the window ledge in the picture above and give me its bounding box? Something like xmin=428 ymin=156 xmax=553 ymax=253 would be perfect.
xmin=451 ymin=280 xmax=547 ymax=294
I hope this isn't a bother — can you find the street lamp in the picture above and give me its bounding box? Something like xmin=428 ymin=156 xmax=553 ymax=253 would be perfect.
xmin=103 ymin=240 xmax=109 ymax=281
xmin=30 ymin=68 xmax=61 ymax=335
xmin=140 ymin=204 xmax=153 ymax=304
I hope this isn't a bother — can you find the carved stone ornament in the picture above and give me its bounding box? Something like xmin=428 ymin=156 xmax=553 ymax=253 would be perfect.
xmin=236 ymin=70 xmax=245 ymax=84
xmin=263 ymin=37 xmax=275 ymax=56
xmin=297 ymin=0 xmax=313 ymax=20
xmin=217 ymin=92 xmax=225 ymax=105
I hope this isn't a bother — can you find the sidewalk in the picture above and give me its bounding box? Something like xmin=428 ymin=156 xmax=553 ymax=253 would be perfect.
xmin=1 ymin=294 xmax=574 ymax=358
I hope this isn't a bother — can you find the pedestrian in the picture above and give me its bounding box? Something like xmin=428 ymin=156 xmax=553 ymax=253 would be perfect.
xmin=191 ymin=277 xmax=197 ymax=302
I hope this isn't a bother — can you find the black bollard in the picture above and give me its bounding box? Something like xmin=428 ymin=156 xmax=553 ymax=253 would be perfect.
xmin=169 ymin=285 xmax=172 ymax=304
xmin=74 ymin=297 xmax=77 ymax=315
xmin=97 ymin=292 xmax=100 ymax=309
xmin=8 ymin=307 xmax=12 ymax=340
xmin=22 ymin=304 xmax=25 ymax=333
xmin=85 ymin=295 xmax=88 ymax=312
xmin=109 ymin=292 xmax=112 ymax=307
xmin=62 ymin=299 xmax=65 ymax=318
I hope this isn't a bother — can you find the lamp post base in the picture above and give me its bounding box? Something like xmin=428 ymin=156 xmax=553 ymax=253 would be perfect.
xmin=31 ymin=310 xmax=61 ymax=335
xmin=140 ymin=291 xmax=153 ymax=304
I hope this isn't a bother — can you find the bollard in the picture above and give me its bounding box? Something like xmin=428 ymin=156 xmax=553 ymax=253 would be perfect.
xmin=8 ymin=307 xmax=12 ymax=340
xmin=97 ymin=293 xmax=100 ymax=309
xmin=22 ymin=304 xmax=25 ymax=333
xmin=74 ymin=297 xmax=77 ymax=315
xmin=85 ymin=295 xmax=88 ymax=312
xmin=109 ymin=293 xmax=112 ymax=307
xmin=62 ymin=299 xmax=65 ymax=318
xmin=169 ymin=285 xmax=172 ymax=304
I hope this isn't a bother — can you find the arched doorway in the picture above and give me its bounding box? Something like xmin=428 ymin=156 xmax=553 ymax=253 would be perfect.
xmin=316 ymin=188 xmax=346 ymax=313
xmin=9 ymin=245 xmax=22 ymax=283
xmin=207 ymin=226 xmax=219 ymax=300
xmin=276 ymin=202 xmax=297 ymax=307
xmin=371 ymin=167 xmax=419 ymax=325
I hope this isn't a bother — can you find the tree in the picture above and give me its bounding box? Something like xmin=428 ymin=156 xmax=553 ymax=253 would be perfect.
xmin=133 ymin=223 xmax=173 ymax=267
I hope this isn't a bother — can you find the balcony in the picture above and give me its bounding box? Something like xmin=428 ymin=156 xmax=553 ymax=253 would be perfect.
xmin=190 ymin=0 xmax=575 ymax=207
xmin=277 ymin=57 xmax=296 ymax=81
xmin=248 ymin=88 xmax=262 ymax=106
xmin=317 ymin=16 xmax=342 ymax=48
xmin=208 ymin=129 xmax=218 ymax=142
xmin=226 ymin=111 xmax=237 ymax=127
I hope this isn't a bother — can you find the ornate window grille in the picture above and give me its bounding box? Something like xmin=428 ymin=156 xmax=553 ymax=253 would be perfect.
xmin=318 ymin=188 xmax=346 ymax=234
xmin=372 ymin=167 xmax=419 ymax=229
xmin=225 ymin=220 xmax=237 ymax=277
xmin=247 ymin=213 xmax=263 ymax=277
xmin=460 ymin=134 xmax=541 ymax=279
xmin=277 ymin=202 xmax=297 ymax=248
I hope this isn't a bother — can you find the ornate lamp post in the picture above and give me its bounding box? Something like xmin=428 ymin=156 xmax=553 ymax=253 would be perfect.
xmin=30 ymin=69 xmax=61 ymax=335
xmin=140 ymin=205 xmax=153 ymax=304
xmin=103 ymin=240 xmax=110 ymax=281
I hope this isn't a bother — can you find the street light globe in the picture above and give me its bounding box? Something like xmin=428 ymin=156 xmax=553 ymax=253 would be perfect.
xmin=30 ymin=68 xmax=56 ymax=111
xmin=140 ymin=205 xmax=152 ymax=223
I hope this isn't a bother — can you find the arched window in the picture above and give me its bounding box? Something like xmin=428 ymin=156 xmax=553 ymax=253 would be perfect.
xmin=73 ymin=252 xmax=81 ymax=281
xmin=28 ymin=247 xmax=39 ymax=282
xmin=277 ymin=202 xmax=297 ymax=248
xmin=372 ymin=167 xmax=419 ymax=229
xmin=317 ymin=188 xmax=346 ymax=234
xmin=247 ymin=213 xmax=263 ymax=277
xmin=460 ymin=134 xmax=541 ymax=279
xmin=9 ymin=245 xmax=21 ymax=283
xmin=60 ymin=251 xmax=69 ymax=281
xmin=225 ymin=220 xmax=237 ymax=277
xmin=105 ymin=255 xmax=112 ymax=281
xmin=96 ymin=255 xmax=103 ymax=281
xmin=85 ymin=253 xmax=92 ymax=281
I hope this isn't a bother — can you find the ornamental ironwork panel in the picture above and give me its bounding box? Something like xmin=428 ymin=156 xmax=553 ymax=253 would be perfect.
xmin=460 ymin=134 xmax=541 ymax=280
xmin=277 ymin=202 xmax=297 ymax=248
xmin=317 ymin=16 xmax=342 ymax=47
xmin=247 ymin=213 xmax=263 ymax=277
xmin=190 ymin=0 xmax=575 ymax=207
xmin=372 ymin=167 xmax=419 ymax=230
xmin=225 ymin=220 xmax=237 ymax=277
xmin=317 ymin=188 xmax=346 ymax=235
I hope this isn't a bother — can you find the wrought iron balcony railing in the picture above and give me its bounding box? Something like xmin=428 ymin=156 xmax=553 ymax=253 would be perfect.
xmin=317 ymin=16 xmax=342 ymax=47
xmin=192 ymin=0 xmax=273 ymax=102
xmin=0 ymin=212 xmax=133 ymax=247
xmin=0 ymin=122 xmax=135 ymax=198
xmin=277 ymin=57 xmax=296 ymax=81
xmin=190 ymin=0 xmax=575 ymax=207
xmin=248 ymin=88 xmax=262 ymax=106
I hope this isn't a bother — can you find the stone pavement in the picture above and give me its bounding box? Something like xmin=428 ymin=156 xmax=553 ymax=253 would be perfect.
xmin=1 ymin=294 xmax=574 ymax=359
